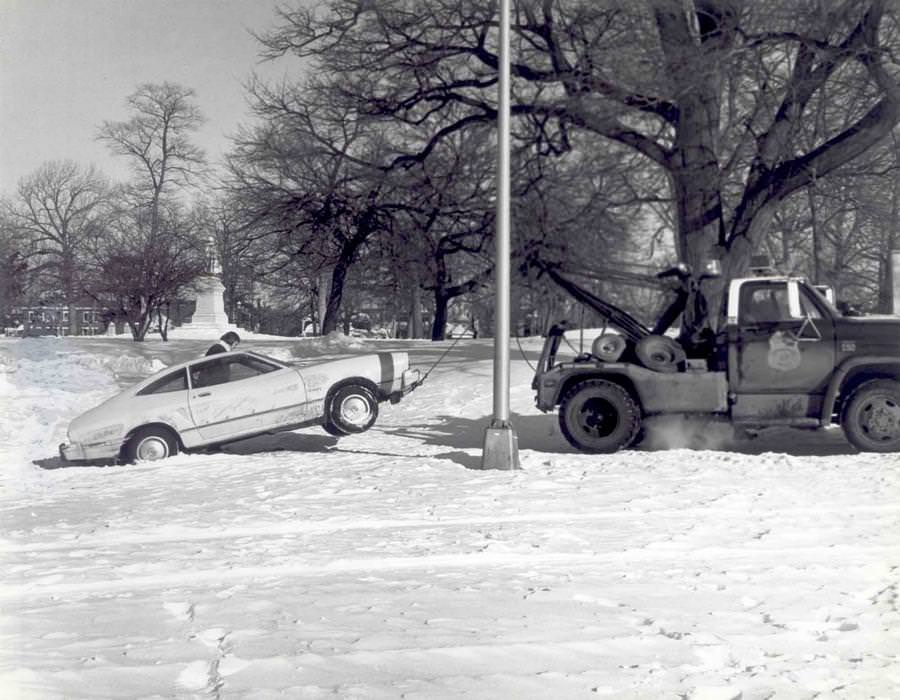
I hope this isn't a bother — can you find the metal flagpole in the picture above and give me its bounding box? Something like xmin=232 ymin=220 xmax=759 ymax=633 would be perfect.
xmin=480 ymin=0 xmax=520 ymax=470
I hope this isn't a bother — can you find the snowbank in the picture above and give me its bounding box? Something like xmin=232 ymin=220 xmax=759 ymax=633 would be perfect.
xmin=1 ymin=336 xmax=898 ymax=699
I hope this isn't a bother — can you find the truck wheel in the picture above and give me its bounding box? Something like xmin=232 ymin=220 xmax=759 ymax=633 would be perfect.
xmin=327 ymin=384 xmax=378 ymax=434
xmin=841 ymin=379 xmax=900 ymax=452
xmin=558 ymin=379 xmax=641 ymax=453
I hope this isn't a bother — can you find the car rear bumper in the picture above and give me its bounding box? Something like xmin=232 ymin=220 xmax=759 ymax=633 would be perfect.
xmin=389 ymin=368 xmax=421 ymax=403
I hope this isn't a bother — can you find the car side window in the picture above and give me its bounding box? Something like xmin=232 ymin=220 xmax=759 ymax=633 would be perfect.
xmin=138 ymin=369 xmax=188 ymax=395
xmin=228 ymin=356 xmax=280 ymax=382
xmin=190 ymin=358 xmax=231 ymax=389
xmin=190 ymin=355 xmax=280 ymax=389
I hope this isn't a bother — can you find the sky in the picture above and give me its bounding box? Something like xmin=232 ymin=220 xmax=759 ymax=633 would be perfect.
xmin=0 ymin=0 xmax=302 ymax=197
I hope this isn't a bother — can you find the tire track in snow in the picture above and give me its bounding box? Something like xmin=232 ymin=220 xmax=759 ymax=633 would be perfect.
xmin=2 ymin=544 xmax=897 ymax=600
xmin=3 ymin=503 xmax=896 ymax=553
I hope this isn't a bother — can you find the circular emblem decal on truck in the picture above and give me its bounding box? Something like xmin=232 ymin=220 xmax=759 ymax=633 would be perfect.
xmin=767 ymin=331 xmax=802 ymax=372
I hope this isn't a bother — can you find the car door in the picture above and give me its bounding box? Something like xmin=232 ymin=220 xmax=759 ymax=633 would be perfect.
xmin=187 ymin=354 xmax=306 ymax=441
xmin=730 ymin=281 xmax=835 ymax=420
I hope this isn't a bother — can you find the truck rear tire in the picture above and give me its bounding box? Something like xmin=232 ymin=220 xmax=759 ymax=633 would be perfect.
xmin=558 ymin=379 xmax=641 ymax=453
xmin=841 ymin=379 xmax=900 ymax=452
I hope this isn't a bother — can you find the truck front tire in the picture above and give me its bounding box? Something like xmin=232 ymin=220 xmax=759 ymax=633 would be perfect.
xmin=841 ymin=379 xmax=900 ymax=453
xmin=559 ymin=379 xmax=641 ymax=453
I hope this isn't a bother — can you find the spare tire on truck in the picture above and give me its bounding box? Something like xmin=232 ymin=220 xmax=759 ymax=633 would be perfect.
xmin=635 ymin=335 xmax=685 ymax=373
xmin=592 ymin=333 xmax=627 ymax=362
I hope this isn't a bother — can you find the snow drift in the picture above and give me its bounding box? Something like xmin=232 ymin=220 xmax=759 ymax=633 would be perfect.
xmin=1 ymin=335 xmax=898 ymax=699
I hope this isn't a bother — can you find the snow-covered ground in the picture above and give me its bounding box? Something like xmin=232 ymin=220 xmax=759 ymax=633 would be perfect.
xmin=1 ymin=335 xmax=898 ymax=699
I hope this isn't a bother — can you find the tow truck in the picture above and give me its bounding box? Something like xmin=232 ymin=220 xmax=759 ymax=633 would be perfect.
xmin=532 ymin=260 xmax=900 ymax=453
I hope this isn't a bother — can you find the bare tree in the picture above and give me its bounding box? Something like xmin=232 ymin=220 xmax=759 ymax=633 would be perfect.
xmin=95 ymin=82 xmax=211 ymax=341
xmin=94 ymin=83 xmax=208 ymax=340
xmin=98 ymin=83 xmax=206 ymax=202
xmin=86 ymin=202 xmax=207 ymax=340
xmin=258 ymin=0 xmax=900 ymax=330
xmin=226 ymin=82 xmax=398 ymax=334
xmin=9 ymin=161 xmax=109 ymax=333
xmin=0 ymin=208 xmax=29 ymax=326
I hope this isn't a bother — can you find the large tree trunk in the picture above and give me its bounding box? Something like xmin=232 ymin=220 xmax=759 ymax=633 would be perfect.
xmin=409 ymin=281 xmax=423 ymax=339
xmin=317 ymin=267 xmax=331 ymax=335
xmin=878 ymin=165 xmax=900 ymax=312
xmin=431 ymin=291 xmax=449 ymax=341
xmin=322 ymin=256 xmax=350 ymax=335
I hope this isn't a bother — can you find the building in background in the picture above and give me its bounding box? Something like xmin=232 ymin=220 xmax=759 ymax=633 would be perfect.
xmin=8 ymin=302 xmax=105 ymax=336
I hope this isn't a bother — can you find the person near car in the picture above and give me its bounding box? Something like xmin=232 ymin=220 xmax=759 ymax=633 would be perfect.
xmin=205 ymin=331 xmax=241 ymax=356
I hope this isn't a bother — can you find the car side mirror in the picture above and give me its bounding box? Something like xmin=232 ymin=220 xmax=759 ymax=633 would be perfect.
xmin=787 ymin=281 xmax=804 ymax=319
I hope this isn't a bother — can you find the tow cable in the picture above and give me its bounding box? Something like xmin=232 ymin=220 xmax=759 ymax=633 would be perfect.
xmin=413 ymin=334 xmax=465 ymax=388
xmin=413 ymin=331 xmax=540 ymax=391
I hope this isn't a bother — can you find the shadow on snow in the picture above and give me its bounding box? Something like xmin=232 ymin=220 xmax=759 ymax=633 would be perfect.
xmin=33 ymin=414 xmax=858 ymax=472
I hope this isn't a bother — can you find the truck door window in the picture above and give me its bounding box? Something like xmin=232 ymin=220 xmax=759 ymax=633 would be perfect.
xmin=741 ymin=283 xmax=790 ymax=324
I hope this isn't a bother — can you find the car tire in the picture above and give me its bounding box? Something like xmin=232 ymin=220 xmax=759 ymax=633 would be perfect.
xmin=322 ymin=420 xmax=348 ymax=437
xmin=841 ymin=379 xmax=900 ymax=453
xmin=327 ymin=385 xmax=378 ymax=434
xmin=124 ymin=425 xmax=180 ymax=463
xmin=558 ymin=379 xmax=641 ymax=453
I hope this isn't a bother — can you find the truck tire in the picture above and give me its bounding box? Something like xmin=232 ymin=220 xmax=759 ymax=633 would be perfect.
xmin=558 ymin=379 xmax=641 ymax=453
xmin=635 ymin=335 xmax=685 ymax=373
xmin=592 ymin=333 xmax=626 ymax=362
xmin=841 ymin=379 xmax=900 ymax=453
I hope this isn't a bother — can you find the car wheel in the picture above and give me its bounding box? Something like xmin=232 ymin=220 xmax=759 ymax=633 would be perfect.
xmin=558 ymin=379 xmax=641 ymax=453
xmin=328 ymin=385 xmax=378 ymax=434
xmin=841 ymin=379 xmax=900 ymax=452
xmin=322 ymin=420 xmax=348 ymax=437
xmin=124 ymin=426 xmax=180 ymax=463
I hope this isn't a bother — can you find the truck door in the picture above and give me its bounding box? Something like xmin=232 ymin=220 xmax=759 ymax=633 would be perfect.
xmin=730 ymin=281 xmax=835 ymax=421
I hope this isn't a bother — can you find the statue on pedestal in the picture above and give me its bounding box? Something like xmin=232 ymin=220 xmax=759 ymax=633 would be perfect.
xmin=180 ymin=234 xmax=232 ymax=335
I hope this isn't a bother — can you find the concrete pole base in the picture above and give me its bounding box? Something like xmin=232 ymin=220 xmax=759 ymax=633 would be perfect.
xmin=480 ymin=423 xmax=521 ymax=470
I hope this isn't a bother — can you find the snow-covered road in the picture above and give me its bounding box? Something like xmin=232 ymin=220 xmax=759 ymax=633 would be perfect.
xmin=1 ymin=336 xmax=898 ymax=699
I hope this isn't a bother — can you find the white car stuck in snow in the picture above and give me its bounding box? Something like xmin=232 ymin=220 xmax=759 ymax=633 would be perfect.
xmin=60 ymin=350 xmax=420 ymax=463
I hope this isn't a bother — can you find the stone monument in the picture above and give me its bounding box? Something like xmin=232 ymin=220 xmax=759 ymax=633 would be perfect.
xmin=179 ymin=237 xmax=234 ymax=336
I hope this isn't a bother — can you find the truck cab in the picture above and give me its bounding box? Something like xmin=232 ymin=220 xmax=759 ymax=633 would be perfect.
xmin=533 ymin=269 xmax=900 ymax=453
